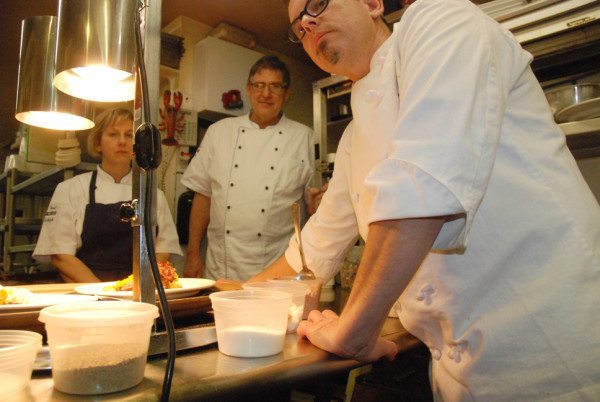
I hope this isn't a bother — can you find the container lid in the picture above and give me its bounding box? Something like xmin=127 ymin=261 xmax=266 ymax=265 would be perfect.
xmin=39 ymin=301 xmax=159 ymax=327
xmin=242 ymin=281 xmax=308 ymax=298
xmin=209 ymin=289 xmax=292 ymax=307
xmin=0 ymin=330 xmax=42 ymax=357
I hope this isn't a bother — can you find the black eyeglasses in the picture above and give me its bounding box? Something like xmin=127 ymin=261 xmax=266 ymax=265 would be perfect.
xmin=248 ymin=81 xmax=288 ymax=94
xmin=287 ymin=0 xmax=330 ymax=43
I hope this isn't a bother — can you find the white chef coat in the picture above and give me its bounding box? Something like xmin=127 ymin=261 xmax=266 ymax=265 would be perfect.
xmin=285 ymin=0 xmax=600 ymax=400
xmin=181 ymin=114 xmax=314 ymax=281
xmin=34 ymin=166 xmax=182 ymax=261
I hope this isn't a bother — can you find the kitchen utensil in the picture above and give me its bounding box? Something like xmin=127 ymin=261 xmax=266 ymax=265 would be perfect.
xmin=291 ymin=202 xmax=316 ymax=280
xmin=0 ymin=330 xmax=42 ymax=397
xmin=545 ymin=83 xmax=600 ymax=123
xmin=209 ymin=289 xmax=291 ymax=357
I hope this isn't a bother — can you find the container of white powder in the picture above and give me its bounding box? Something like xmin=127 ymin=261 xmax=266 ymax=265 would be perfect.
xmin=209 ymin=290 xmax=292 ymax=358
xmin=242 ymin=281 xmax=308 ymax=333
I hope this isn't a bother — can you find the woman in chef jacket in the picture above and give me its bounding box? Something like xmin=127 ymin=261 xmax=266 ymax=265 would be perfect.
xmin=33 ymin=108 xmax=181 ymax=282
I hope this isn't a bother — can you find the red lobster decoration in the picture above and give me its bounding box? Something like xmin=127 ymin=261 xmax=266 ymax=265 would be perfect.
xmin=159 ymin=90 xmax=184 ymax=146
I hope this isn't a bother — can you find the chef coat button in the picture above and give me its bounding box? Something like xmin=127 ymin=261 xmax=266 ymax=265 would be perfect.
xmin=279 ymin=131 xmax=282 ymax=135
xmin=257 ymin=233 xmax=261 ymax=237
xmin=270 ymin=166 xmax=274 ymax=170
xmin=227 ymin=206 xmax=231 ymax=210
xmin=431 ymin=348 xmax=442 ymax=361
xmin=238 ymin=145 xmax=242 ymax=149
xmin=275 ymin=147 xmax=278 ymax=151
xmin=265 ymin=186 xmax=269 ymax=190
xmin=261 ymin=208 xmax=265 ymax=213
xmin=226 ymin=230 xmax=230 ymax=234
xmin=230 ymin=183 xmax=234 ymax=187
xmin=242 ymin=129 xmax=245 ymax=133
xmin=235 ymin=164 xmax=238 ymax=168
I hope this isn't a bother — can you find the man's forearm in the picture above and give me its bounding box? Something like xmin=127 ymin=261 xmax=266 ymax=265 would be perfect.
xmin=248 ymin=254 xmax=297 ymax=282
xmin=187 ymin=192 xmax=210 ymax=256
xmin=338 ymin=217 xmax=445 ymax=357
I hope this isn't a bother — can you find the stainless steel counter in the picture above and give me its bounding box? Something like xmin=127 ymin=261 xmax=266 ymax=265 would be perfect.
xmin=14 ymin=291 xmax=420 ymax=401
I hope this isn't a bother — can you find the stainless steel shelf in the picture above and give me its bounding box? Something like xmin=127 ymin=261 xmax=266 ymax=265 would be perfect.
xmin=559 ymin=117 xmax=600 ymax=136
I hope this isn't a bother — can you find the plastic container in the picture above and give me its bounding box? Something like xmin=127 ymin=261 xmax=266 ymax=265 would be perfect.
xmin=269 ymin=277 xmax=324 ymax=319
xmin=209 ymin=290 xmax=292 ymax=358
xmin=242 ymin=281 xmax=309 ymax=333
xmin=38 ymin=301 xmax=159 ymax=395
xmin=0 ymin=330 xmax=42 ymax=397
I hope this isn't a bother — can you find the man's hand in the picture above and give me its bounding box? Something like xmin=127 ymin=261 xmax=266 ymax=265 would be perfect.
xmin=183 ymin=253 xmax=203 ymax=278
xmin=305 ymin=182 xmax=329 ymax=215
xmin=297 ymin=309 xmax=398 ymax=362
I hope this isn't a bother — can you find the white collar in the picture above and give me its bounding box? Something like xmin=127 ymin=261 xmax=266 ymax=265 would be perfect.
xmin=243 ymin=113 xmax=288 ymax=130
xmin=96 ymin=165 xmax=132 ymax=184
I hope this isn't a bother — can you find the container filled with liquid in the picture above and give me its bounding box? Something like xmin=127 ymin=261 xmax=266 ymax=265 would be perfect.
xmin=209 ymin=289 xmax=292 ymax=358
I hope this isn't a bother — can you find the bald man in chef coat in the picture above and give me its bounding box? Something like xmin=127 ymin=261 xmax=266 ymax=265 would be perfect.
xmin=181 ymin=55 xmax=323 ymax=281
xmin=250 ymin=0 xmax=600 ymax=400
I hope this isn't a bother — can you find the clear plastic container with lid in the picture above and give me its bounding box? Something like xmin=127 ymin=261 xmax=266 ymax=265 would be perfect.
xmin=38 ymin=301 xmax=158 ymax=395
xmin=210 ymin=289 xmax=291 ymax=358
xmin=0 ymin=330 xmax=42 ymax=397
xmin=242 ymin=281 xmax=309 ymax=333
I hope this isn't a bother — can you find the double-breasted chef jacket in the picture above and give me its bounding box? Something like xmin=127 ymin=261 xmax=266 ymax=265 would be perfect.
xmin=34 ymin=166 xmax=182 ymax=280
xmin=285 ymin=0 xmax=600 ymax=400
xmin=181 ymin=114 xmax=314 ymax=281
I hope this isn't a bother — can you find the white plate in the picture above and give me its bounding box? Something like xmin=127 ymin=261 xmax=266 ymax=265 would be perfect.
xmin=74 ymin=278 xmax=216 ymax=300
xmin=0 ymin=293 xmax=98 ymax=312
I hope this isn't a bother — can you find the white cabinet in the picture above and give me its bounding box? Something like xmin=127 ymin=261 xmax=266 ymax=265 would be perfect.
xmin=193 ymin=36 xmax=264 ymax=120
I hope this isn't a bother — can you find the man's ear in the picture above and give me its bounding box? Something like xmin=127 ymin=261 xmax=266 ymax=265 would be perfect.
xmin=365 ymin=0 xmax=385 ymax=18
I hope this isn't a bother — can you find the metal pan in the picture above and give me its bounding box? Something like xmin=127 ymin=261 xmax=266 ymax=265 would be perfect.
xmin=545 ymin=84 xmax=600 ymax=123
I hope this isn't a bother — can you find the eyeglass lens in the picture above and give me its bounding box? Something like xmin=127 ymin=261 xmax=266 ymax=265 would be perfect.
xmin=250 ymin=82 xmax=286 ymax=94
xmin=288 ymin=0 xmax=330 ymax=43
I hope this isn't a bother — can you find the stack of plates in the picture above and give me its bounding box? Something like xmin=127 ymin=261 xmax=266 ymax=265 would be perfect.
xmin=55 ymin=137 xmax=81 ymax=167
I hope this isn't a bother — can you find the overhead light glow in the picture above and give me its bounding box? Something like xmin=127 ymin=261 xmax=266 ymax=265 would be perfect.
xmin=15 ymin=111 xmax=95 ymax=131
xmin=54 ymin=69 xmax=135 ymax=103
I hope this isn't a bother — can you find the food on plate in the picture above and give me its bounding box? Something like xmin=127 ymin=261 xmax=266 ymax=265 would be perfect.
xmin=0 ymin=284 xmax=33 ymax=305
xmin=103 ymin=261 xmax=183 ymax=291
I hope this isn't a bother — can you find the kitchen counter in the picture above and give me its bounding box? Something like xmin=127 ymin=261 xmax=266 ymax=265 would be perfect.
xmin=11 ymin=287 xmax=421 ymax=402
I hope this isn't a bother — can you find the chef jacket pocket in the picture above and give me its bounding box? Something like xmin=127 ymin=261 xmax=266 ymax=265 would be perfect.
xmin=275 ymin=157 xmax=309 ymax=194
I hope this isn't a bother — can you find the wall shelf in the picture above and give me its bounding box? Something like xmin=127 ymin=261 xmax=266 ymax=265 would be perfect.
xmin=0 ymin=164 xmax=95 ymax=274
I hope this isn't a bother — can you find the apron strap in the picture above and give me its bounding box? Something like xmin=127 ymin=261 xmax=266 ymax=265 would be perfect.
xmin=88 ymin=170 xmax=98 ymax=204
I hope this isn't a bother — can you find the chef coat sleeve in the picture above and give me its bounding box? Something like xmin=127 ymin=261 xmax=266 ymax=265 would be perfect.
xmin=364 ymin=1 xmax=516 ymax=250
xmin=180 ymin=123 xmax=217 ymax=196
xmin=285 ymin=124 xmax=359 ymax=282
xmin=33 ymin=181 xmax=82 ymax=262
xmin=155 ymin=189 xmax=182 ymax=255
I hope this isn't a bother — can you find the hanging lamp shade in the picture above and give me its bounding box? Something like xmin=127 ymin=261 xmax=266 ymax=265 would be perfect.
xmin=53 ymin=0 xmax=137 ymax=102
xmin=15 ymin=16 xmax=95 ymax=131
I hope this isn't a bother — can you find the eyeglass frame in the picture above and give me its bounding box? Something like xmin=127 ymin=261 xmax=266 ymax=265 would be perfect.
xmin=287 ymin=0 xmax=331 ymax=43
xmin=247 ymin=81 xmax=289 ymax=94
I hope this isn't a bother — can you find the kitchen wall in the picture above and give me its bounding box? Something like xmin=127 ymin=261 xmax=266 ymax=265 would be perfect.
xmin=162 ymin=16 xmax=325 ymax=127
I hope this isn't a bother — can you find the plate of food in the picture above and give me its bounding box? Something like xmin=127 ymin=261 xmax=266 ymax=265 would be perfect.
xmin=74 ymin=261 xmax=215 ymax=300
xmin=0 ymin=285 xmax=98 ymax=312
